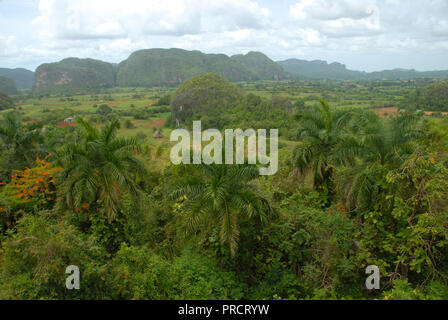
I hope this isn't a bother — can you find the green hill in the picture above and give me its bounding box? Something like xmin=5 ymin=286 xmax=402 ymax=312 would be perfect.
xmin=30 ymin=49 xmax=448 ymax=93
xmin=0 ymin=76 xmax=18 ymax=95
xmin=117 ymin=49 xmax=210 ymax=87
xmin=200 ymin=53 xmax=255 ymax=82
xmin=0 ymin=68 xmax=34 ymax=90
xmin=0 ymin=90 xmax=14 ymax=110
xmin=406 ymin=81 xmax=448 ymax=111
xmin=368 ymin=69 xmax=448 ymax=80
xmin=33 ymin=58 xmax=116 ymax=94
xmin=278 ymin=58 xmax=448 ymax=80
xmin=117 ymin=49 xmax=286 ymax=87
xmin=230 ymin=51 xmax=286 ymax=80
xmin=171 ymin=73 xmax=243 ymax=128
xmin=278 ymin=59 xmax=365 ymax=79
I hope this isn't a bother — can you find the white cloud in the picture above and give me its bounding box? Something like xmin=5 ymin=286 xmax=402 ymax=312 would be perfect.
xmin=0 ymin=35 xmax=17 ymax=57
xmin=290 ymin=0 xmax=381 ymax=38
xmin=290 ymin=0 xmax=377 ymax=21
xmin=32 ymin=0 xmax=271 ymax=40
xmin=1 ymin=0 xmax=448 ymax=72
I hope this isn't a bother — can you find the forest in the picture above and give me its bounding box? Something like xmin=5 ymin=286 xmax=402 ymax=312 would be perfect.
xmin=0 ymin=75 xmax=448 ymax=300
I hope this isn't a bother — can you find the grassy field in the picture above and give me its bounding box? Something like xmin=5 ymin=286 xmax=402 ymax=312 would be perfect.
xmin=2 ymin=79 xmax=444 ymax=157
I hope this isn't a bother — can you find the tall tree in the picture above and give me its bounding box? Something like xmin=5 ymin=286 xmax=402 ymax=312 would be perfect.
xmin=172 ymin=164 xmax=274 ymax=256
xmin=0 ymin=112 xmax=44 ymax=181
xmin=292 ymin=99 xmax=355 ymax=197
xmin=336 ymin=110 xmax=423 ymax=210
xmin=55 ymin=118 xmax=148 ymax=220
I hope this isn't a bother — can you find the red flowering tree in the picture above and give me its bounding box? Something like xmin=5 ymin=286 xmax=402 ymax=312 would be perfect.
xmin=1 ymin=158 xmax=60 ymax=211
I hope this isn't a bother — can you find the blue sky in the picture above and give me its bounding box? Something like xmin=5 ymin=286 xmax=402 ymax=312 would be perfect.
xmin=1 ymin=0 xmax=448 ymax=72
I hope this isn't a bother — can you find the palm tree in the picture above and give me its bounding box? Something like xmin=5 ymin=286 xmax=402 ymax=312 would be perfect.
xmin=0 ymin=112 xmax=44 ymax=180
xmin=292 ymin=99 xmax=355 ymax=195
xmin=172 ymin=164 xmax=274 ymax=257
xmin=55 ymin=118 xmax=148 ymax=220
xmin=337 ymin=110 xmax=423 ymax=209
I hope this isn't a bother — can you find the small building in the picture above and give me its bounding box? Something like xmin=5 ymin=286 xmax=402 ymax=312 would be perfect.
xmin=153 ymin=130 xmax=163 ymax=139
xmin=58 ymin=117 xmax=77 ymax=127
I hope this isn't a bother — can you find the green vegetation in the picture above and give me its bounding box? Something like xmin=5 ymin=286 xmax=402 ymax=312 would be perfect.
xmin=0 ymin=76 xmax=18 ymax=95
xmin=31 ymin=49 xmax=290 ymax=94
xmin=230 ymin=51 xmax=286 ymax=80
xmin=29 ymin=48 xmax=448 ymax=96
xmin=278 ymin=59 xmax=363 ymax=79
xmin=170 ymin=73 xmax=242 ymax=128
xmin=405 ymin=82 xmax=448 ymax=111
xmin=0 ymin=68 xmax=34 ymax=90
xmin=96 ymin=104 xmax=113 ymax=115
xmin=33 ymin=58 xmax=116 ymax=95
xmin=0 ymin=113 xmax=44 ymax=181
xmin=279 ymin=58 xmax=448 ymax=80
xmin=172 ymin=163 xmax=274 ymax=257
xmin=117 ymin=49 xmax=287 ymax=87
xmin=0 ymin=91 xmax=14 ymax=111
xmin=1 ymin=77 xmax=448 ymax=300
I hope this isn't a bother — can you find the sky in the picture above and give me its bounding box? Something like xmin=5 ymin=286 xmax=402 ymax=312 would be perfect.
xmin=0 ymin=0 xmax=447 ymax=72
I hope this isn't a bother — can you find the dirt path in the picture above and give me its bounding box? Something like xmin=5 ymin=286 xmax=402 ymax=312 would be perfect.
xmin=145 ymin=118 xmax=167 ymax=129
xmin=374 ymin=107 xmax=398 ymax=117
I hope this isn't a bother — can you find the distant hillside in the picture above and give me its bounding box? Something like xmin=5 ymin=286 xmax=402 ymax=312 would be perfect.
xmin=0 ymin=90 xmax=14 ymax=110
xmin=117 ymin=49 xmax=286 ymax=87
xmin=230 ymin=51 xmax=286 ymax=81
xmin=0 ymin=76 xmax=18 ymax=95
xmin=368 ymin=69 xmax=448 ymax=80
xmin=29 ymin=49 xmax=448 ymax=93
xmin=405 ymin=81 xmax=448 ymax=112
xmin=278 ymin=59 xmax=366 ymax=79
xmin=0 ymin=68 xmax=34 ymax=90
xmin=278 ymin=58 xmax=448 ymax=80
xmin=33 ymin=58 xmax=116 ymax=94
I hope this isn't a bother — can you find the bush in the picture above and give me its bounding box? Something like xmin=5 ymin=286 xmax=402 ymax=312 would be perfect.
xmin=105 ymin=246 xmax=245 ymax=299
xmin=0 ymin=214 xmax=108 ymax=299
xmin=154 ymin=94 xmax=171 ymax=106
xmin=124 ymin=119 xmax=135 ymax=129
xmin=97 ymin=104 xmax=112 ymax=115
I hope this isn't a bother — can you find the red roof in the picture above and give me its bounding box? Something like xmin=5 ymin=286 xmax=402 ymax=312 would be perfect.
xmin=57 ymin=121 xmax=77 ymax=127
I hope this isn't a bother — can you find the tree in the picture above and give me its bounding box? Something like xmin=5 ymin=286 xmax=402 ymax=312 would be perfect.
xmin=336 ymin=110 xmax=423 ymax=210
xmin=170 ymin=73 xmax=242 ymax=128
xmin=155 ymin=94 xmax=172 ymax=106
xmin=97 ymin=104 xmax=112 ymax=115
xmin=292 ymin=99 xmax=354 ymax=198
xmin=0 ymin=90 xmax=14 ymax=110
xmin=4 ymin=158 xmax=59 ymax=210
xmin=0 ymin=113 xmax=44 ymax=181
xmin=55 ymin=118 xmax=148 ymax=220
xmin=172 ymin=164 xmax=274 ymax=256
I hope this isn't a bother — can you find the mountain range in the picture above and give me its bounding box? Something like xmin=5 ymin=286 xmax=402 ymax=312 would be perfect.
xmin=277 ymin=59 xmax=448 ymax=80
xmin=33 ymin=58 xmax=116 ymax=94
xmin=0 ymin=68 xmax=34 ymax=91
xmin=1 ymin=48 xmax=448 ymax=94
xmin=0 ymin=76 xmax=18 ymax=95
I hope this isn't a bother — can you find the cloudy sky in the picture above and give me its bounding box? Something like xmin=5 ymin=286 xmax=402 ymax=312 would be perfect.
xmin=0 ymin=0 xmax=447 ymax=72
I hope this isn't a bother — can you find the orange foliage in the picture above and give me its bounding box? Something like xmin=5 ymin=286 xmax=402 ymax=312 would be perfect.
xmin=5 ymin=158 xmax=61 ymax=207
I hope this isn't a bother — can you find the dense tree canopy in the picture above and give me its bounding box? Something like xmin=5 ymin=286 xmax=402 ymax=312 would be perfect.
xmin=406 ymin=82 xmax=448 ymax=111
xmin=170 ymin=73 xmax=242 ymax=128
xmin=1 ymin=78 xmax=448 ymax=300
xmin=0 ymin=90 xmax=14 ymax=111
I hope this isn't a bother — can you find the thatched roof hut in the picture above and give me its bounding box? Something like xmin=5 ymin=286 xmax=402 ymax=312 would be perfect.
xmin=153 ymin=130 xmax=163 ymax=139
